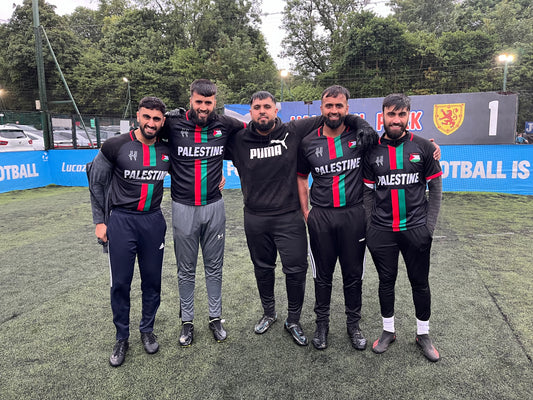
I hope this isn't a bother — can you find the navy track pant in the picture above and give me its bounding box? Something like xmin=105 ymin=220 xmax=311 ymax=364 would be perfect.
xmin=107 ymin=208 xmax=166 ymax=340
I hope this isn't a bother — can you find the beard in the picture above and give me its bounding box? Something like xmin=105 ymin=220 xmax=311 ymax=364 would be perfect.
xmin=324 ymin=115 xmax=345 ymax=130
xmin=139 ymin=124 xmax=158 ymax=140
xmin=254 ymin=118 xmax=276 ymax=132
xmin=384 ymin=123 xmax=407 ymax=140
xmin=190 ymin=108 xmax=216 ymax=127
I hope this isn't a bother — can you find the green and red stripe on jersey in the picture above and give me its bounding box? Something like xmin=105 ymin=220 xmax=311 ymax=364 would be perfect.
xmin=137 ymin=143 xmax=157 ymax=211
xmin=390 ymin=188 xmax=407 ymax=231
xmin=326 ymin=135 xmax=346 ymax=207
xmin=387 ymin=142 xmax=407 ymax=230
xmin=194 ymin=125 xmax=209 ymax=206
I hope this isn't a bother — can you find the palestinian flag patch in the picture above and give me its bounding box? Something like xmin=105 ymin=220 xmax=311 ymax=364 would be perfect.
xmin=213 ymin=129 xmax=222 ymax=137
xmin=161 ymin=154 xmax=169 ymax=162
xmin=348 ymin=140 xmax=357 ymax=148
xmin=409 ymin=153 xmax=421 ymax=163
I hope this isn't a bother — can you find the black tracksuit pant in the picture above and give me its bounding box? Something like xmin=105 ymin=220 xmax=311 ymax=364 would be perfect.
xmin=366 ymin=225 xmax=433 ymax=321
xmin=244 ymin=209 xmax=308 ymax=324
xmin=307 ymin=205 xmax=366 ymax=329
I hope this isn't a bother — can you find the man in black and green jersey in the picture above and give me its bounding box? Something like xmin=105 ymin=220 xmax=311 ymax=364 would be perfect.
xmin=363 ymin=93 xmax=443 ymax=362
xmin=88 ymin=97 xmax=170 ymax=367
xmin=161 ymin=79 xmax=244 ymax=346
xmin=297 ymin=85 xmax=376 ymax=351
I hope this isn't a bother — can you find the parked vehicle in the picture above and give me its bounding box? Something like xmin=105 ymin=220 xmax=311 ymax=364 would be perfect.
xmin=24 ymin=132 xmax=45 ymax=150
xmin=0 ymin=125 xmax=34 ymax=152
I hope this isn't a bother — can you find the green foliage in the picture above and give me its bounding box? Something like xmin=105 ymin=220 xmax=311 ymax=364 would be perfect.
xmin=389 ymin=0 xmax=456 ymax=34
xmin=0 ymin=0 xmax=277 ymax=114
xmin=281 ymin=0 xmax=368 ymax=76
xmin=436 ymin=30 xmax=497 ymax=93
xmin=1 ymin=0 xmax=533 ymax=128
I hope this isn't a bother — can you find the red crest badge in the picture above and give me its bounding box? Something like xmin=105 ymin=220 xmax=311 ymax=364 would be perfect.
xmin=433 ymin=103 xmax=465 ymax=135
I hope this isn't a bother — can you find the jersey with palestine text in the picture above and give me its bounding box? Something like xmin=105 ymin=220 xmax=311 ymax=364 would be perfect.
xmin=298 ymin=126 xmax=364 ymax=208
xmin=100 ymin=131 xmax=170 ymax=213
xmin=162 ymin=111 xmax=245 ymax=206
xmin=363 ymin=132 xmax=442 ymax=231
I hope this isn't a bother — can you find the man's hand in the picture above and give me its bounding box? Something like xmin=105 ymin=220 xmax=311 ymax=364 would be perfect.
xmin=95 ymin=223 xmax=107 ymax=243
xmin=429 ymin=139 xmax=441 ymax=161
xmin=165 ymin=107 xmax=187 ymax=118
xmin=219 ymin=175 xmax=226 ymax=191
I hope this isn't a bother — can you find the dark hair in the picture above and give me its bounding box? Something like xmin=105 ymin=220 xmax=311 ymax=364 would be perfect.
xmin=250 ymin=91 xmax=276 ymax=105
xmin=190 ymin=79 xmax=217 ymax=97
xmin=382 ymin=93 xmax=411 ymax=112
xmin=138 ymin=96 xmax=166 ymax=114
xmin=321 ymin=85 xmax=350 ymax=101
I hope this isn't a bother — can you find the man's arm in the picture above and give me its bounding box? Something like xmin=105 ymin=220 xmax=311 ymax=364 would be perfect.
xmin=287 ymin=116 xmax=324 ymax=138
xmin=426 ymin=176 xmax=442 ymax=235
xmin=297 ymin=174 xmax=311 ymax=222
xmin=363 ymin=185 xmax=375 ymax=229
xmin=160 ymin=107 xmax=187 ymax=140
xmin=219 ymin=114 xmax=247 ymax=136
xmin=362 ymin=153 xmax=376 ymax=228
xmin=344 ymin=115 xmax=378 ymax=153
xmin=87 ymin=151 xmax=113 ymax=242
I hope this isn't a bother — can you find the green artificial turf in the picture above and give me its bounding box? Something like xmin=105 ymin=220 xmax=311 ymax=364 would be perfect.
xmin=0 ymin=186 xmax=531 ymax=399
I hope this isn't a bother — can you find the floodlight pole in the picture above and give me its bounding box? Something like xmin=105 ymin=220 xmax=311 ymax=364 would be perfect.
xmin=498 ymin=54 xmax=514 ymax=92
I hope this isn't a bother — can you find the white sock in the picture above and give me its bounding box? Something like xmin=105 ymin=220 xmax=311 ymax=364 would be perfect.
xmin=417 ymin=319 xmax=430 ymax=335
xmin=383 ymin=316 xmax=395 ymax=333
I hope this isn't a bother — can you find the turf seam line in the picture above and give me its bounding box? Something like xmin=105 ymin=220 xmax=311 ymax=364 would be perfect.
xmin=475 ymin=268 xmax=533 ymax=366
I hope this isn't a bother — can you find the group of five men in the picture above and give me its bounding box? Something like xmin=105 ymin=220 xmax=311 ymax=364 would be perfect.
xmin=88 ymin=79 xmax=442 ymax=367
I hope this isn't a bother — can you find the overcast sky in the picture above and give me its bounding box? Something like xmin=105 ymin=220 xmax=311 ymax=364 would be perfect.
xmin=0 ymin=0 xmax=390 ymax=70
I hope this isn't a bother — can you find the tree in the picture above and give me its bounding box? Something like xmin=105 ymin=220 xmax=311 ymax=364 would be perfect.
xmin=0 ymin=0 xmax=84 ymax=111
xmin=281 ymin=0 xmax=368 ymax=77
xmin=436 ymin=30 xmax=497 ymax=93
xmin=327 ymin=13 xmax=419 ymax=97
xmin=388 ymin=0 xmax=456 ymax=34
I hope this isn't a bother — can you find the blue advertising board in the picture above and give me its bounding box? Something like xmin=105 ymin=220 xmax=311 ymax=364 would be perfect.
xmin=1 ymin=146 xmax=531 ymax=195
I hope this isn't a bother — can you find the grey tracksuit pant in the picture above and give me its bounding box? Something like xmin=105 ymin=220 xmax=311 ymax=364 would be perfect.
xmin=172 ymin=198 xmax=225 ymax=321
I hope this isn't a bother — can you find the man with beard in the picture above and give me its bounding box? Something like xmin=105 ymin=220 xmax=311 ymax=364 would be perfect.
xmin=363 ymin=93 xmax=443 ymax=362
xmin=88 ymin=97 xmax=169 ymax=366
xmin=161 ymin=79 xmax=244 ymax=346
xmin=297 ymin=85 xmax=374 ymax=350
xmin=225 ymin=91 xmax=376 ymax=346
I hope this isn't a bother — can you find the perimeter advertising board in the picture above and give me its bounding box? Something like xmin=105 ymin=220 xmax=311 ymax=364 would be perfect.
xmin=226 ymin=92 xmax=518 ymax=145
xmin=3 ymin=147 xmax=530 ymax=195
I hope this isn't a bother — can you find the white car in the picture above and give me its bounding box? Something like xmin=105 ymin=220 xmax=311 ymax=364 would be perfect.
xmin=0 ymin=125 xmax=34 ymax=152
xmin=24 ymin=132 xmax=45 ymax=150
xmin=53 ymin=129 xmax=95 ymax=148
xmin=6 ymin=124 xmax=46 ymax=150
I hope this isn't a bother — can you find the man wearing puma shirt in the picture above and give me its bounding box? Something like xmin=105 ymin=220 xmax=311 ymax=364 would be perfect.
xmin=225 ymin=91 xmax=375 ymax=346
xmin=89 ymin=96 xmax=169 ymax=367
xmin=161 ymin=79 xmax=244 ymax=346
